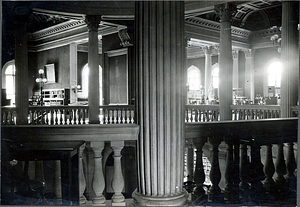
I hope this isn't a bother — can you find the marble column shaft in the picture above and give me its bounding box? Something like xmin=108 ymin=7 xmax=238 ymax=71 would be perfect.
xmin=244 ymin=49 xmax=255 ymax=101
xmin=204 ymin=47 xmax=212 ymax=97
xmin=15 ymin=16 xmax=29 ymax=124
xmin=133 ymin=1 xmax=187 ymax=206
xmin=280 ymin=1 xmax=299 ymax=118
xmin=86 ymin=16 xmax=101 ymax=124
xmin=215 ymin=3 xmax=236 ymax=121
xmin=232 ymin=50 xmax=239 ymax=89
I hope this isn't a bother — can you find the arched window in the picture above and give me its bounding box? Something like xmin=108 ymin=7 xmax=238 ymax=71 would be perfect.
xmin=211 ymin=63 xmax=219 ymax=89
xmin=81 ymin=64 xmax=103 ymax=105
xmin=187 ymin=65 xmax=201 ymax=90
xmin=2 ymin=60 xmax=16 ymax=105
xmin=267 ymin=61 xmax=282 ymax=87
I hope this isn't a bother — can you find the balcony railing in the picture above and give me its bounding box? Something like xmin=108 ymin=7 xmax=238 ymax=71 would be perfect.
xmin=2 ymin=105 xmax=135 ymax=125
xmin=185 ymin=118 xmax=297 ymax=205
xmin=1 ymin=124 xmax=139 ymax=206
xmin=185 ymin=104 xmax=298 ymax=122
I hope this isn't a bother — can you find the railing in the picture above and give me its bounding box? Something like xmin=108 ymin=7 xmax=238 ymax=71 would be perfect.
xmin=185 ymin=104 xmax=286 ymax=122
xmin=185 ymin=105 xmax=220 ymax=122
xmin=1 ymin=124 xmax=139 ymax=206
xmin=185 ymin=118 xmax=297 ymax=205
xmin=2 ymin=105 xmax=135 ymax=125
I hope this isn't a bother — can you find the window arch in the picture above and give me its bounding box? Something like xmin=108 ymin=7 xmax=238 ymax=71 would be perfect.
xmin=81 ymin=64 xmax=103 ymax=105
xmin=187 ymin=65 xmax=201 ymax=90
xmin=2 ymin=60 xmax=15 ymax=105
xmin=211 ymin=63 xmax=219 ymax=89
xmin=267 ymin=60 xmax=282 ymax=87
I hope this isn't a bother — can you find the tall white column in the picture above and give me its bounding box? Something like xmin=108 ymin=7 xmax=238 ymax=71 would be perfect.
xmin=70 ymin=43 xmax=78 ymax=104
xmin=204 ymin=46 xmax=212 ymax=97
xmin=232 ymin=50 xmax=239 ymax=89
xmin=133 ymin=1 xmax=188 ymax=206
xmin=244 ymin=49 xmax=255 ymax=102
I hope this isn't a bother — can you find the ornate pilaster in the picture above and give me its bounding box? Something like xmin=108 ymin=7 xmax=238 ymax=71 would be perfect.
xmin=215 ymin=3 xmax=236 ymax=121
xmin=244 ymin=49 xmax=255 ymax=101
xmin=15 ymin=15 xmax=29 ymax=124
xmin=85 ymin=15 xmax=101 ymax=124
xmin=232 ymin=50 xmax=239 ymax=89
xmin=133 ymin=1 xmax=188 ymax=206
xmin=280 ymin=1 xmax=299 ymax=117
xmin=204 ymin=46 xmax=213 ymax=97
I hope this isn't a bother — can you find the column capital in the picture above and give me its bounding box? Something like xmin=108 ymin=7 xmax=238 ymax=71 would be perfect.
xmin=213 ymin=45 xmax=220 ymax=54
xmin=214 ymin=3 xmax=237 ymax=22
xmin=232 ymin=50 xmax=239 ymax=60
xmin=85 ymin=15 xmax=101 ymax=32
xmin=244 ymin=49 xmax=255 ymax=58
xmin=203 ymin=46 xmax=213 ymax=55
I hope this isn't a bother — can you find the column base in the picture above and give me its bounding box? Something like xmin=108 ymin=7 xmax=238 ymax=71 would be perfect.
xmin=132 ymin=189 xmax=188 ymax=206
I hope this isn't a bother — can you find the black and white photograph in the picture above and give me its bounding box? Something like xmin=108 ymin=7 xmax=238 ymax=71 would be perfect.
xmin=1 ymin=0 xmax=299 ymax=206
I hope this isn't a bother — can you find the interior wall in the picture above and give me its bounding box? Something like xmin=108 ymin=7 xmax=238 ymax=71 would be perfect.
xmin=30 ymin=45 xmax=70 ymax=93
xmin=254 ymin=47 xmax=281 ymax=96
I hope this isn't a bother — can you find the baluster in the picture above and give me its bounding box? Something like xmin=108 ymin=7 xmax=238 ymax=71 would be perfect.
xmin=191 ymin=109 xmax=195 ymax=122
xmin=79 ymin=144 xmax=87 ymax=204
xmin=224 ymin=137 xmax=234 ymax=203
xmin=125 ymin=109 xmax=129 ymax=124
xmin=208 ymin=137 xmax=222 ymax=202
xmin=130 ymin=109 xmax=134 ymax=123
xmin=286 ymin=142 xmax=297 ymax=191
xmin=193 ymin=138 xmax=207 ymax=197
xmin=117 ymin=109 xmax=121 ymax=124
xmin=275 ymin=143 xmax=287 ymax=193
xmin=7 ymin=111 xmax=11 ymax=125
xmin=62 ymin=109 xmax=66 ymax=125
xmin=109 ymin=110 xmax=113 ymax=124
xmin=54 ymin=109 xmax=58 ymax=125
xmin=66 ymin=110 xmax=70 ymax=125
xmin=194 ymin=109 xmax=199 ymax=122
xmin=262 ymin=144 xmax=276 ymax=194
xmin=99 ymin=108 xmax=104 ymax=124
xmin=84 ymin=108 xmax=88 ymax=124
xmin=79 ymin=109 xmax=84 ymax=125
xmin=45 ymin=110 xmax=49 ymax=125
xmin=13 ymin=111 xmax=17 ymax=125
xmin=71 ymin=109 xmax=75 ymax=125
xmin=250 ymin=109 xmax=254 ymax=119
xmin=33 ymin=110 xmax=37 ymax=125
xmin=249 ymin=140 xmax=265 ymax=200
xmin=75 ymin=109 xmax=79 ymax=125
xmin=105 ymin=109 xmax=108 ymax=124
xmin=53 ymin=161 xmax=62 ymax=205
xmin=3 ymin=111 xmax=7 ymax=125
xmin=188 ymin=109 xmax=192 ymax=122
xmin=90 ymin=142 xmax=106 ymax=205
xmin=239 ymin=143 xmax=250 ymax=201
xmin=111 ymin=141 xmax=125 ymax=206
xmin=57 ymin=109 xmax=61 ymax=125
xmin=122 ymin=109 xmax=126 ymax=124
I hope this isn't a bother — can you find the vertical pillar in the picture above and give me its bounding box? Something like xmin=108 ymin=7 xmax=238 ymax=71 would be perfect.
xmin=232 ymin=50 xmax=239 ymax=89
xmin=70 ymin=43 xmax=78 ymax=104
xmin=280 ymin=1 xmax=299 ymax=118
xmin=85 ymin=16 xmax=101 ymax=124
xmin=215 ymin=3 xmax=236 ymax=121
xmin=79 ymin=144 xmax=87 ymax=205
xmin=204 ymin=46 xmax=212 ymax=97
xmin=244 ymin=49 xmax=255 ymax=102
xmin=132 ymin=1 xmax=188 ymax=206
xmin=15 ymin=15 xmax=29 ymax=124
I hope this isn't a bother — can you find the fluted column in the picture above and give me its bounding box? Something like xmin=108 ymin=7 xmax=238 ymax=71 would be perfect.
xmin=244 ymin=49 xmax=255 ymax=102
xmin=85 ymin=16 xmax=101 ymax=124
xmin=90 ymin=141 xmax=106 ymax=205
xmin=232 ymin=50 xmax=239 ymax=89
xmin=204 ymin=46 xmax=213 ymax=97
xmin=133 ymin=1 xmax=187 ymax=206
xmin=215 ymin=3 xmax=236 ymax=121
xmin=280 ymin=1 xmax=299 ymax=117
xmin=15 ymin=15 xmax=29 ymax=124
xmin=111 ymin=141 xmax=125 ymax=206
